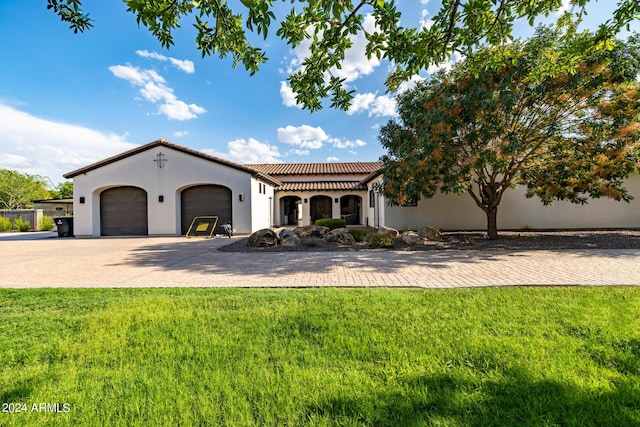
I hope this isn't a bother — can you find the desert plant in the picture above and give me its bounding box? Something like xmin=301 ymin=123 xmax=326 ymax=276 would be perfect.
xmin=13 ymin=216 xmax=31 ymax=232
xmin=315 ymin=218 xmax=346 ymax=230
xmin=365 ymin=232 xmax=395 ymax=248
xmin=0 ymin=216 xmax=11 ymax=232
xmin=348 ymin=228 xmax=366 ymax=242
xmin=39 ymin=216 xmax=55 ymax=231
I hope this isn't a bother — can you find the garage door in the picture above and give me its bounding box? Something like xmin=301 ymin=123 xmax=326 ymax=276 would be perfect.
xmin=100 ymin=186 xmax=148 ymax=236
xmin=181 ymin=185 xmax=232 ymax=235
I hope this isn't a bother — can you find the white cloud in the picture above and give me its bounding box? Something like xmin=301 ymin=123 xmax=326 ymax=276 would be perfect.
xmin=280 ymin=81 xmax=303 ymax=109
xmin=329 ymin=138 xmax=367 ymax=149
xmin=289 ymin=149 xmax=310 ymax=156
xmin=347 ymin=92 xmax=397 ymax=117
xmin=420 ymin=9 xmax=434 ymax=30
xmin=109 ymin=64 xmax=206 ymax=121
xmin=0 ymin=104 xmax=137 ymax=182
xmin=558 ymin=0 xmax=572 ymax=15
xmin=173 ymin=131 xmax=190 ymax=138
xmin=326 ymin=156 xmax=340 ymax=162
xmin=277 ymin=125 xmax=329 ymax=149
xmin=136 ymin=50 xmax=195 ymax=74
xmin=226 ymin=138 xmax=283 ymax=163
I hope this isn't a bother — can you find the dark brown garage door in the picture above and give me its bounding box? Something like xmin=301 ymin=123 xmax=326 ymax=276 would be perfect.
xmin=181 ymin=185 xmax=232 ymax=235
xmin=100 ymin=186 xmax=148 ymax=236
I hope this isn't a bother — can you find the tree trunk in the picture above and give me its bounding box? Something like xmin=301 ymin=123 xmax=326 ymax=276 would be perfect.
xmin=486 ymin=205 xmax=498 ymax=240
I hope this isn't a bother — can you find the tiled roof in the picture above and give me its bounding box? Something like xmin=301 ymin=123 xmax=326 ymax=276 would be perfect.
xmin=276 ymin=181 xmax=368 ymax=191
xmin=248 ymin=162 xmax=382 ymax=176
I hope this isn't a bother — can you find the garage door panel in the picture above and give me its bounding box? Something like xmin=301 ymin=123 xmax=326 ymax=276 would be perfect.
xmin=100 ymin=187 xmax=148 ymax=236
xmin=181 ymin=185 xmax=232 ymax=235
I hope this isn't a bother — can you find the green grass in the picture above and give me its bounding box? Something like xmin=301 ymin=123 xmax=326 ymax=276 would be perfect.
xmin=0 ymin=287 xmax=639 ymax=426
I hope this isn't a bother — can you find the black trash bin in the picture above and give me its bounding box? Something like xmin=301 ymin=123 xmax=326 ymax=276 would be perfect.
xmin=55 ymin=217 xmax=74 ymax=237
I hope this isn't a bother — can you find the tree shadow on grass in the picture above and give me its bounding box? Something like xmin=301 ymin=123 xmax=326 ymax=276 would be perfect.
xmin=305 ymin=368 xmax=640 ymax=426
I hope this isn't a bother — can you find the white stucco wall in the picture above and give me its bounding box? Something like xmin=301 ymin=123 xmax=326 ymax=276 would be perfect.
xmin=373 ymin=174 xmax=640 ymax=231
xmin=72 ymin=146 xmax=263 ymax=237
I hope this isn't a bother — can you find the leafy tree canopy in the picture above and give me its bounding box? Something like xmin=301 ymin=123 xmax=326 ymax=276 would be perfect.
xmin=379 ymin=27 xmax=640 ymax=239
xmin=0 ymin=170 xmax=52 ymax=210
xmin=48 ymin=0 xmax=640 ymax=111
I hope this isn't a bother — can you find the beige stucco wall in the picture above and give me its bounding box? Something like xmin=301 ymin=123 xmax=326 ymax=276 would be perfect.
xmin=373 ymin=174 xmax=640 ymax=231
xmin=72 ymin=146 xmax=272 ymax=237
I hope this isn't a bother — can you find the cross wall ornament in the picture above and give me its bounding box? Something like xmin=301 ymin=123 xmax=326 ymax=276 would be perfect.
xmin=154 ymin=152 xmax=168 ymax=169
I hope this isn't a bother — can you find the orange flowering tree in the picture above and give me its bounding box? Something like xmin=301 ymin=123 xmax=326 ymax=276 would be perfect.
xmin=379 ymin=28 xmax=640 ymax=239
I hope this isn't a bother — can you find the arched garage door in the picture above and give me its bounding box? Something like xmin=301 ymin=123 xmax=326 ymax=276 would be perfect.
xmin=181 ymin=185 xmax=232 ymax=235
xmin=100 ymin=186 xmax=148 ymax=236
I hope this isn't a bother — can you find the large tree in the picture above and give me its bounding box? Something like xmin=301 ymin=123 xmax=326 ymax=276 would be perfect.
xmin=378 ymin=28 xmax=640 ymax=239
xmin=0 ymin=170 xmax=51 ymax=210
xmin=48 ymin=0 xmax=640 ymax=111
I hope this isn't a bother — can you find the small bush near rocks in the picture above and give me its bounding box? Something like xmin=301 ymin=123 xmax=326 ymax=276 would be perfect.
xmin=365 ymin=232 xmax=395 ymax=248
xmin=0 ymin=217 xmax=11 ymax=232
xmin=348 ymin=228 xmax=366 ymax=242
xmin=39 ymin=216 xmax=55 ymax=231
xmin=14 ymin=216 xmax=31 ymax=232
xmin=315 ymin=218 xmax=347 ymax=230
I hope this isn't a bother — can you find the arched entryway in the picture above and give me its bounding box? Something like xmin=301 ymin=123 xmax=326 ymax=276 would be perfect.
xmin=340 ymin=195 xmax=362 ymax=225
xmin=100 ymin=186 xmax=148 ymax=236
xmin=281 ymin=196 xmax=302 ymax=225
xmin=310 ymin=195 xmax=332 ymax=223
xmin=180 ymin=185 xmax=232 ymax=235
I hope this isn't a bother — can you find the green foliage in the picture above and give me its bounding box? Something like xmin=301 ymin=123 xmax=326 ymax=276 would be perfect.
xmin=13 ymin=216 xmax=31 ymax=232
xmin=315 ymin=218 xmax=346 ymax=230
xmin=0 ymin=169 xmax=51 ymax=209
xmin=50 ymin=181 xmax=74 ymax=199
xmin=2 ymin=287 xmax=639 ymax=426
xmin=39 ymin=216 xmax=56 ymax=231
xmin=0 ymin=217 xmax=11 ymax=232
xmin=380 ymin=28 xmax=640 ymax=239
xmin=48 ymin=1 xmax=640 ymax=111
xmin=365 ymin=231 xmax=395 ymax=248
xmin=348 ymin=228 xmax=366 ymax=242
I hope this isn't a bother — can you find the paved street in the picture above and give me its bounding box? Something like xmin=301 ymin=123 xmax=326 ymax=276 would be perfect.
xmin=1 ymin=235 xmax=638 ymax=288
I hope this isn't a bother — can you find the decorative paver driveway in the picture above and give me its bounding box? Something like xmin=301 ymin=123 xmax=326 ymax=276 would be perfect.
xmin=1 ymin=236 xmax=639 ymax=288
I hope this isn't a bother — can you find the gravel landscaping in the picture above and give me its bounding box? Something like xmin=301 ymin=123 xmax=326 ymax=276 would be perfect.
xmin=219 ymin=228 xmax=640 ymax=252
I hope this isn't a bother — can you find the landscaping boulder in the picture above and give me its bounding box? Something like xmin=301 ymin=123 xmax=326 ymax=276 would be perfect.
xmin=294 ymin=225 xmax=330 ymax=238
xmin=418 ymin=226 xmax=442 ymax=240
xmin=379 ymin=226 xmax=399 ymax=237
xmin=247 ymin=228 xmax=279 ymax=247
xmin=279 ymin=229 xmax=301 ymax=247
xmin=401 ymin=231 xmax=428 ymax=245
xmin=323 ymin=228 xmax=356 ymax=245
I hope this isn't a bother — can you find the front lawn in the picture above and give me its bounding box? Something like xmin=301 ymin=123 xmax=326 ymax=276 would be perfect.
xmin=0 ymin=287 xmax=638 ymax=426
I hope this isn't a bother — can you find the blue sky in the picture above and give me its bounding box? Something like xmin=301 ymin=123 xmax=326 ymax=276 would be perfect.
xmin=0 ymin=1 xmax=632 ymax=185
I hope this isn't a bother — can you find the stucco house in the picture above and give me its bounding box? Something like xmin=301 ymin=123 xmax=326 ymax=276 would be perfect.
xmin=64 ymin=138 xmax=640 ymax=237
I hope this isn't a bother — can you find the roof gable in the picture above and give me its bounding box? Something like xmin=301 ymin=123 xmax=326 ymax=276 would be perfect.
xmin=63 ymin=139 xmax=281 ymax=186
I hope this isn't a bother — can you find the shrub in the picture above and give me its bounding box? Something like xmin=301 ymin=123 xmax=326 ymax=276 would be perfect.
xmin=13 ymin=216 xmax=31 ymax=232
xmin=0 ymin=217 xmax=11 ymax=232
xmin=348 ymin=228 xmax=366 ymax=242
xmin=39 ymin=216 xmax=55 ymax=231
xmin=365 ymin=232 xmax=395 ymax=248
xmin=315 ymin=218 xmax=346 ymax=230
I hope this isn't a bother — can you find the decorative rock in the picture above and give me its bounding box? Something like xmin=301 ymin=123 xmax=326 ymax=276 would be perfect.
xmin=247 ymin=228 xmax=279 ymax=247
xmin=379 ymin=226 xmax=399 ymax=237
xmin=401 ymin=231 xmax=428 ymax=245
xmin=279 ymin=229 xmax=301 ymax=247
xmin=418 ymin=226 xmax=442 ymax=241
xmin=323 ymin=228 xmax=356 ymax=245
xmin=294 ymin=225 xmax=330 ymax=238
